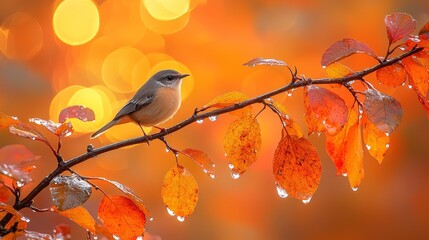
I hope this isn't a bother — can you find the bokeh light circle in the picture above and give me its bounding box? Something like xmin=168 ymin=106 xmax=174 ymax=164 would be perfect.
xmin=102 ymin=47 xmax=144 ymax=93
xmin=140 ymin=1 xmax=190 ymax=34
xmin=1 ymin=12 xmax=43 ymax=60
xmin=53 ymin=0 xmax=100 ymax=46
xmin=143 ymin=0 xmax=190 ymax=21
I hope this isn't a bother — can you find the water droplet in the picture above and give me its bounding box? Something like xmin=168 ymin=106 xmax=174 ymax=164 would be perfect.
xmin=385 ymin=132 xmax=390 ymax=137
xmin=196 ymin=119 xmax=204 ymax=124
xmin=398 ymin=46 xmax=406 ymax=51
xmin=302 ymin=196 xmax=312 ymax=204
xmin=231 ymin=170 xmax=240 ymax=179
xmin=209 ymin=174 xmax=215 ymax=179
xmin=284 ymin=114 xmax=290 ymax=120
xmin=16 ymin=181 xmax=25 ymax=188
xmin=352 ymin=187 xmax=358 ymax=191
xmin=254 ymin=149 xmax=257 ymax=154
xmin=275 ymin=183 xmax=288 ymax=198
xmin=167 ymin=207 xmax=175 ymax=216
xmin=359 ymin=108 xmax=364 ymax=114
xmin=228 ymin=163 xmax=234 ymax=169
xmin=317 ymin=132 xmax=321 ymax=137
xmin=402 ymin=82 xmax=406 ymax=86
xmin=177 ymin=216 xmax=185 ymax=222
xmin=322 ymin=65 xmax=327 ymax=69
xmin=208 ymin=115 xmax=218 ymax=121
xmin=385 ymin=144 xmax=390 ymax=149
xmin=224 ymin=152 xmax=228 ymax=157
xmin=282 ymin=121 xmax=286 ymax=127
xmin=165 ymin=148 xmax=170 ymax=153
xmin=408 ymin=84 xmax=413 ymax=89
xmin=287 ymin=91 xmax=293 ymax=97
xmin=366 ymin=144 xmax=372 ymax=150
xmin=266 ymin=98 xmax=273 ymax=103
xmin=211 ymin=163 xmax=216 ymax=167
xmin=149 ymin=217 xmax=154 ymax=221
xmin=322 ymin=119 xmax=326 ymax=125
xmin=342 ymin=172 xmax=348 ymax=177
xmin=21 ymin=216 xmax=30 ymax=223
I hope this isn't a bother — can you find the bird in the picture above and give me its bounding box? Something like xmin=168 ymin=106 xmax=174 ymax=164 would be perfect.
xmin=90 ymin=69 xmax=189 ymax=139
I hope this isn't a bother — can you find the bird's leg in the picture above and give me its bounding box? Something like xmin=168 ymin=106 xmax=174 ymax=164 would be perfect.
xmin=138 ymin=125 xmax=150 ymax=146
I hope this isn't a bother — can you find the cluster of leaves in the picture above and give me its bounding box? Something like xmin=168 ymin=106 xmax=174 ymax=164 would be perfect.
xmin=0 ymin=11 xmax=427 ymax=240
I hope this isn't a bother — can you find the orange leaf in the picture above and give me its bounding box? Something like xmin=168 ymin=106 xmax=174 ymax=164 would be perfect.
xmin=363 ymin=89 xmax=403 ymax=134
xmin=29 ymin=118 xmax=73 ymax=137
xmin=224 ymin=115 xmax=262 ymax=177
xmin=0 ymin=112 xmax=20 ymax=129
xmin=326 ymin=110 xmax=364 ymax=189
xmin=273 ymin=136 xmax=321 ymax=202
xmin=9 ymin=122 xmax=51 ymax=147
xmin=204 ymin=91 xmax=252 ymax=117
xmin=325 ymin=62 xmax=353 ymax=78
xmin=376 ymin=63 xmax=406 ymax=87
xmin=416 ymin=90 xmax=429 ymax=118
xmin=402 ymin=56 xmax=429 ymax=96
xmin=0 ymin=203 xmax=28 ymax=239
xmin=385 ymin=12 xmax=417 ymax=44
xmin=271 ymin=101 xmax=303 ymax=138
xmin=363 ymin=115 xmax=390 ymax=164
xmin=161 ymin=165 xmax=198 ymax=220
xmin=54 ymin=206 xmax=96 ymax=233
xmin=304 ymin=85 xmax=348 ymax=135
xmin=321 ymin=38 xmax=376 ymax=67
xmin=88 ymin=176 xmax=151 ymax=219
xmin=98 ymin=195 xmax=146 ymax=240
xmin=181 ymin=149 xmax=215 ymax=178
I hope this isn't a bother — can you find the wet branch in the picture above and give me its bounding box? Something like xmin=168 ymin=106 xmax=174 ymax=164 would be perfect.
xmin=0 ymin=46 xmax=423 ymax=233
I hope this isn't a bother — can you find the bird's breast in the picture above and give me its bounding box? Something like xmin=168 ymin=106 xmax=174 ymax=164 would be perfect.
xmin=130 ymin=87 xmax=181 ymax=126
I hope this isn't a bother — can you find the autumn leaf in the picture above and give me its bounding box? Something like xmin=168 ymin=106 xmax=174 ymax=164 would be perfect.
xmin=98 ymin=195 xmax=146 ymax=240
xmin=0 ymin=144 xmax=38 ymax=187
xmin=9 ymin=122 xmax=51 ymax=147
xmin=88 ymin=176 xmax=151 ymax=218
xmin=326 ymin=110 xmax=364 ymax=189
xmin=363 ymin=89 xmax=403 ymax=134
xmin=385 ymin=12 xmax=417 ymax=44
xmin=53 ymin=206 xmax=96 ymax=233
xmin=401 ymin=56 xmax=429 ymax=96
xmin=304 ymin=85 xmax=348 ymax=135
xmin=376 ymin=63 xmax=406 ymax=87
xmin=224 ymin=115 xmax=262 ymax=177
xmin=53 ymin=224 xmax=71 ymax=240
xmin=161 ymin=165 xmax=198 ymax=219
xmin=49 ymin=174 xmax=92 ymax=211
xmin=29 ymin=118 xmax=73 ymax=137
xmin=362 ymin=115 xmax=390 ymax=164
xmin=273 ymin=136 xmax=321 ymax=202
xmin=204 ymin=91 xmax=252 ymax=117
xmin=243 ymin=57 xmax=287 ymax=67
xmin=416 ymin=90 xmax=429 ymax=118
xmin=325 ymin=62 xmax=353 ymax=78
xmin=271 ymin=101 xmax=303 ymax=138
xmin=321 ymin=38 xmax=377 ymax=67
xmin=181 ymin=149 xmax=215 ymax=178
xmin=0 ymin=112 xmax=20 ymax=129
xmin=58 ymin=105 xmax=95 ymax=123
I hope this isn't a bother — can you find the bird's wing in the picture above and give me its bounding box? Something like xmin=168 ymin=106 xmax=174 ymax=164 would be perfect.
xmin=113 ymin=95 xmax=153 ymax=120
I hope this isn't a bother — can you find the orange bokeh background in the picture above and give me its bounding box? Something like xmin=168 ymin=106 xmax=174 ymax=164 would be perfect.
xmin=1 ymin=0 xmax=429 ymax=239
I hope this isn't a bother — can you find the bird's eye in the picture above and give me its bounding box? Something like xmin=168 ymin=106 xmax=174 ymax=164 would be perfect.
xmin=167 ymin=75 xmax=174 ymax=81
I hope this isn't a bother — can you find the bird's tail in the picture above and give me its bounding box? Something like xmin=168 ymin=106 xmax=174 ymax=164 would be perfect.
xmin=90 ymin=119 xmax=119 ymax=139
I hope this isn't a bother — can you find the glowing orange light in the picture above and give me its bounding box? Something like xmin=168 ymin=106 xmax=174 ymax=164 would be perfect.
xmin=140 ymin=1 xmax=190 ymax=34
xmin=143 ymin=0 xmax=190 ymax=21
xmin=53 ymin=0 xmax=100 ymax=46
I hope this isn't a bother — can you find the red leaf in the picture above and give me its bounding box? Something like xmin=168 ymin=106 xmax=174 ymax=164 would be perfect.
xmin=385 ymin=12 xmax=417 ymax=44
xmin=243 ymin=58 xmax=287 ymax=67
xmin=0 ymin=144 xmax=38 ymax=187
xmin=53 ymin=224 xmax=71 ymax=240
xmin=58 ymin=105 xmax=95 ymax=123
xmin=363 ymin=89 xmax=403 ymax=134
xmin=98 ymin=195 xmax=146 ymax=240
xmin=181 ymin=149 xmax=215 ymax=178
xmin=321 ymin=38 xmax=377 ymax=67
xmin=29 ymin=118 xmax=73 ymax=137
xmin=401 ymin=56 xmax=429 ymax=96
xmin=304 ymin=85 xmax=349 ymax=135
xmin=273 ymin=136 xmax=321 ymax=202
xmin=376 ymin=63 xmax=406 ymax=87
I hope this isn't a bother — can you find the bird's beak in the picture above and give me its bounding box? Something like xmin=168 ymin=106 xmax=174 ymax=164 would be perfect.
xmin=179 ymin=73 xmax=190 ymax=79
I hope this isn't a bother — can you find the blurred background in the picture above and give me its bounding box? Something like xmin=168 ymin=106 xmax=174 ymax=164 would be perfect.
xmin=0 ymin=0 xmax=428 ymax=239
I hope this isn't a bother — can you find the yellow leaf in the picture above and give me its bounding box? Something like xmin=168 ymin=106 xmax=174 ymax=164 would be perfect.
xmin=161 ymin=165 xmax=198 ymax=219
xmin=224 ymin=115 xmax=262 ymax=177
xmin=54 ymin=206 xmax=96 ymax=233
xmin=205 ymin=91 xmax=252 ymax=116
xmin=362 ymin=115 xmax=390 ymax=163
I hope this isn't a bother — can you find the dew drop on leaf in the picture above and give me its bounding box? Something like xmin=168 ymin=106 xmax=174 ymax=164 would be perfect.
xmin=196 ymin=119 xmax=204 ymax=124
xmin=166 ymin=207 xmax=175 ymax=216
xmin=302 ymin=196 xmax=312 ymax=204
xmin=209 ymin=174 xmax=215 ymax=179
xmin=385 ymin=144 xmax=390 ymax=148
xmin=149 ymin=217 xmax=154 ymax=221
xmin=177 ymin=216 xmax=185 ymax=222
xmin=231 ymin=171 xmax=240 ymax=179
xmin=385 ymin=132 xmax=390 ymax=137
xmin=275 ymin=182 xmax=288 ymax=198
xmin=366 ymin=144 xmax=372 ymax=150
xmin=287 ymin=91 xmax=293 ymax=97
xmin=165 ymin=148 xmax=170 ymax=153
xmin=352 ymin=187 xmax=359 ymax=192
xmin=408 ymin=84 xmax=413 ymax=89
xmin=228 ymin=163 xmax=234 ymax=169
xmin=342 ymin=172 xmax=348 ymax=177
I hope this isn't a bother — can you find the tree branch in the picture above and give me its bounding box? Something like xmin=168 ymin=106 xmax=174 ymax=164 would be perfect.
xmin=0 ymin=46 xmax=423 ymax=233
